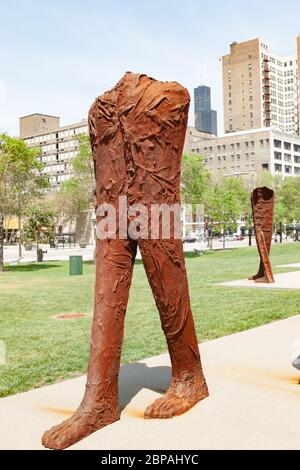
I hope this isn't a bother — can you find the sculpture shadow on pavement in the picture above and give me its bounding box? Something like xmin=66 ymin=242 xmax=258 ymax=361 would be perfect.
xmin=119 ymin=362 xmax=172 ymax=411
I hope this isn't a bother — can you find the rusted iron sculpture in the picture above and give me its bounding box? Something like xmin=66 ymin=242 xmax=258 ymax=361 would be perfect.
xmin=249 ymin=186 xmax=275 ymax=283
xmin=42 ymin=72 xmax=208 ymax=450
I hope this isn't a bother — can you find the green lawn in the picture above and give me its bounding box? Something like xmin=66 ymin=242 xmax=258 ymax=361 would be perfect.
xmin=0 ymin=243 xmax=299 ymax=397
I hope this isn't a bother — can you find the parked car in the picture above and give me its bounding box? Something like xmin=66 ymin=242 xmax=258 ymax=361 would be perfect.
xmin=218 ymin=235 xmax=236 ymax=242
xmin=183 ymin=234 xmax=197 ymax=243
xmin=218 ymin=233 xmax=245 ymax=242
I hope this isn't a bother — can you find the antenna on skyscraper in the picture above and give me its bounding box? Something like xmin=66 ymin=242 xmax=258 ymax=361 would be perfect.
xmin=196 ymin=65 xmax=200 ymax=85
xmin=203 ymin=60 xmax=207 ymax=85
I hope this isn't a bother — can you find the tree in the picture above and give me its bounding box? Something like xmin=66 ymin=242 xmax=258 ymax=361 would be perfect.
xmin=279 ymin=177 xmax=300 ymax=222
xmin=206 ymin=177 xmax=249 ymax=249
xmin=181 ymin=153 xmax=211 ymax=206
xmin=22 ymin=201 xmax=55 ymax=261
xmin=181 ymin=153 xmax=211 ymax=238
xmin=0 ymin=134 xmax=48 ymax=271
xmin=277 ymin=177 xmax=300 ymax=241
xmin=52 ymin=134 xmax=94 ymax=240
xmin=256 ymin=172 xmax=300 ymax=242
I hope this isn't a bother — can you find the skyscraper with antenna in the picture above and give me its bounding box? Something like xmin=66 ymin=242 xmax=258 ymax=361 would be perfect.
xmin=194 ymin=84 xmax=218 ymax=136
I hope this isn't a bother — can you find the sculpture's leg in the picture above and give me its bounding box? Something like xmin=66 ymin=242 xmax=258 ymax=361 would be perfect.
xmin=139 ymin=238 xmax=208 ymax=419
xmin=42 ymin=238 xmax=137 ymax=449
xmin=249 ymin=188 xmax=274 ymax=282
xmin=249 ymin=227 xmax=273 ymax=280
xmin=248 ymin=262 xmax=264 ymax=280
xmin=253 ymin=229 xmax=274 ymax=283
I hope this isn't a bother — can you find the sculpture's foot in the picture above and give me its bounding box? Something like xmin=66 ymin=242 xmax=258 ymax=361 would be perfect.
xmin=42 ymin=404 xmax=120 ymax=450
xmin=248 ymin=272 xmax=263 ymax=280
xmin=254 ymin=275 xmax=274 ymax=284
xmin=144 ymin=373 xmax=208 ymax=419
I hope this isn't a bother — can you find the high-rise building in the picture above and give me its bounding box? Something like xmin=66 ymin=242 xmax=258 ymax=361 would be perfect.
xmin=20 ymin=114 xmax=206 ymax=188
xmin=222 ymin=38 xmax=300 ymax=135
xmin=188 ymin=126 xmax=300 ymax=184
xmin=19 ymin=113 xmax=88 ymax=189
xmin=194 ymin=85 xmax=217 ymax=136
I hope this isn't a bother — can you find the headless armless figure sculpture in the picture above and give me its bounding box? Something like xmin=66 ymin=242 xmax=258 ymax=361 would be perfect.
xmin=249 ymin=186 xmax=275 ymax=284
xmin=42 ymin=72 xmax=208 ymax=450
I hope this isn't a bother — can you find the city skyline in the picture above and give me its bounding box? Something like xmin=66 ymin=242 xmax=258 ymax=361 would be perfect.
xmin=2 ymin=0 xmax=300 ymax=136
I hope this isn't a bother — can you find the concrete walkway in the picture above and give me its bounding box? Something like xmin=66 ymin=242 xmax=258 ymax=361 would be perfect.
xmin=277 ymin=263 xmax=300 ymax=269
xmin=3 ymin=238 xmax=265 ymax=265
xmin=1 ymin=316 xmax=300 ymax=450
xmin=220 ymin=270 xmax=300 ymax=290
xmin=4 ymin=244 xmax=95 ymax=264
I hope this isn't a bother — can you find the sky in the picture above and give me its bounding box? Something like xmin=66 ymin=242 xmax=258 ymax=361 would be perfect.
xmin=1 ymin=0 xmax=300 ymax=136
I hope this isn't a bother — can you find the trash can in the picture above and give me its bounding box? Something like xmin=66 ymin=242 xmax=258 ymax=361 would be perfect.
xmin=69 ymin=255 xmax=83 ymax=275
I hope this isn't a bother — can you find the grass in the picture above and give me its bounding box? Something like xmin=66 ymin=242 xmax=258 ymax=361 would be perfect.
xmin=0 ymin=243 xmax=299 ymax=397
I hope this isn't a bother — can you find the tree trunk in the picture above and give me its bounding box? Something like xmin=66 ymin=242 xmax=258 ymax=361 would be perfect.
xmin=221 ymin=223 xmax=225 ymax=250
xmin=279 ymin=222 xmax=283 ymax=243
xmin=0 ymin=213 xmax=4 ymax=272
xmin=36 ymin=235 xmax=39 ymax=263
xmin=248 ymin=227 xmax=252 ymax=246
xmin=5 ymin=221 xmax=9 ymax=245
xmin=18 ymin=215 xmax=22 ymax=258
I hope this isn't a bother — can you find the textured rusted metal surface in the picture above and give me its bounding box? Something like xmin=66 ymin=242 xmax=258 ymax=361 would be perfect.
xmin=249 ymin=186 xmax=275 ymax=283
xmin=42 ymin=72 xmax=208 ymax=450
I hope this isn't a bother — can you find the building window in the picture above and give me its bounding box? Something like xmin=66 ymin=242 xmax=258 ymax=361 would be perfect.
xmin=274 ymin=139 xmax=281 ymax=148
xmin=274 ymin=163 xmax=282 ymax=172
xmin=274 ymin=151 xmax=282 ymax=160
xmin=294 ymin=144 xmax=300 ymax=153
xmin=284 ymin=153 xmax=291 ymax=162
xmin=294 ymin=155 xmax=300 ymax=164
xmin=284 ymin=165 xmax=292 ymax=174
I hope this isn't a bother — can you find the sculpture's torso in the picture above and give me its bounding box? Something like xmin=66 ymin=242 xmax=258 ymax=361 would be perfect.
xmin=251 ymin=187 xmax=274 ymax=232
xmin=88 ymin=72 xmax=190 ymax=208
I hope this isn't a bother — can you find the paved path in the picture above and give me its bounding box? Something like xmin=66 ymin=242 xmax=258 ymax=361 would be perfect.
xmin=220 ymin=270 xmax=300 ymax=290
xmin=4 ymin=240 xmax=297 ymax=265
xmin=1 ymin=316 xmax=300 ymax=450
xmin=3 ymin=244 xmax=95 ymax=264
xmin=277 ymin=263 xmax=300 ymax=269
